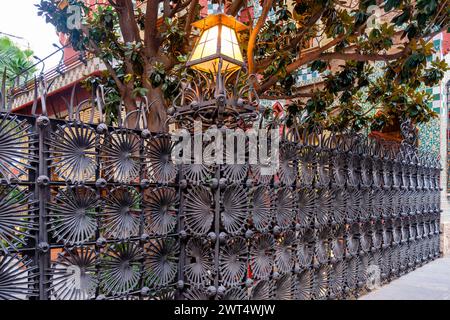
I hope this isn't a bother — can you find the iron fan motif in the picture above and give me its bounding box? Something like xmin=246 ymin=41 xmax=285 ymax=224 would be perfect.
xmin=275 ymin=275 xmax=295 ymax=300
xmin=48 ymin=186 xmax=98 ymax=245
xmin=219 ymin=237 xmax=247 ymax=286
xmin=0 ymin=115 xmax=36 ymax=183
xmin=102 ymin=187 xmax=141 ymax=239
xmin=184 ymin=186 xmax=214 ymax=235
xmin=145 ymin=187 xmax=178 ymax=235
xmin=250 ymin=186 xmax=273 ymax=233
xmin=146 ymin=135 xmax=178 ymax=183
xmin=250 ymin=280 xmax=272 ymax=300
xmin=48 ymin=124 xmax=97 ymax=182
xmin=0 ymin=186 xmax=36 ymax=252
xmin=99 ymin=243 xmax=142 ymax=296
xmin=0 ymin=254 xmax=37 ymax=300
xmin=275 ymin=187 xmax=296 ymax=230
xmin=101 ymin=129 xmax=140 ymax=183
xmin=184 ymin=238 xmax=213 ymax=286
xmin=250 ymin=233 xmax=274 ymax=280
xmin=221 ymin=184 xmax=248 ymax=235
xmin=144 ymin=238 xmax=179 ymax=288
xmin=49 ymin=247 xmax=98 ymax=300
xmin=278 ymin=142 xmax=297 ymax=186
xmin=275 ymin=230 xmax=296 ymax=274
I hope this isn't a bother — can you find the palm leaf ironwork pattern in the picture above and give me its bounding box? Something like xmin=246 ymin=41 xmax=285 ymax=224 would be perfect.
xmin=48 ymin=124 xmax=97 ymax=182
xmin=0 ymin=115 xmax=36 ymax=182
xmin=102 ymin=187 xmax=141 ymax=240
xmin=48 ymin=186 xmax=98 ymax=245
xmin=145 ymin=135 xmax=178 ymax=183
xmin=184 ymin=186 xmax=213 ymax=236
xmin=184 ymin=238 xmax=213 ymax=286
xmin=49 ymin=247 xmax=98 ymax=300
xmin=219 ymin=237 xmax=247 ymax=286
xmin=144 ymin=187 xmax=178 ymax=235
xmin=99 ymin=243 xmax=142 ymax=296
xmin=101 ymin=130 xmax=140 ymax=183
xmin=0 ymin=186 xmax=36 ymax=252
xmin=144 ymin=238 xmax=179 ymax=288
xmin=250 ymin=233 xmax=274 ymax=280
xmin=0 ymin=254 xmax=37 ymax=300
xmin=221 ymin=185 xmax=247 ymax=235
xmin=250 ymin=186 xmax=273 ymax=233
xmin=275 ymin=187 xmax=296 ymax=230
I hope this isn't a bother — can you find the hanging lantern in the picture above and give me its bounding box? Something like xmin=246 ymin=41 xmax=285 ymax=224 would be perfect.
xmin=186 ymin=13 xmax=247 ymax=74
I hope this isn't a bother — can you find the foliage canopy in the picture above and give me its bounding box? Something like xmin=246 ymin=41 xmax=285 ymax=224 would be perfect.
xmin=36 ymin=0 xmax=449 ymax=132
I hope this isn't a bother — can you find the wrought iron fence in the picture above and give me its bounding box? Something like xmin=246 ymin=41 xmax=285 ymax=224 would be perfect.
xmin=0 ymin=100 xmax=442 ymax=300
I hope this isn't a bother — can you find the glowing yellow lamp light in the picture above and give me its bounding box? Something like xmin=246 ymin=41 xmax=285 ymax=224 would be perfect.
xmin=187 ymin=13 xmax=247 ymax=74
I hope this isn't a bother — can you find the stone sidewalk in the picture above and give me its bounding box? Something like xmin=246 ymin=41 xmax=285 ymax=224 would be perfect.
xmin=359 ymin=257 xmax=450 ymax=300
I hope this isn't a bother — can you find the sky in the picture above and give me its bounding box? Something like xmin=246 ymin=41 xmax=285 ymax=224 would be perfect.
xmin=0 ymin=0 xmax=61 ymax=70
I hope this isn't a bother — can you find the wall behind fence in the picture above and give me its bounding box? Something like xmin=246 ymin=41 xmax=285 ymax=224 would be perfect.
xmin=0 ymin=111 xmax=442 ymax=300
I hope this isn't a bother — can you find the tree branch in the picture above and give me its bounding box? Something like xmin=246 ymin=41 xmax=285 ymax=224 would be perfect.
xmin=145 ymin=0 xmax=160 ymax=56
xmin=184 ymin=0 xmax=199 ymax=36
xmin=254 ymin=7 xmax=325 ymax=73
xmin=116 ymin=0 xmax=141 ymax=43
xmin=258 ymin=35 xmax=345 ymax=93
xmin=318 ymin=50 xmax=408 ymax=62
xmin=248 ymin=0 xmax=274 ymax=75
xmin=260 ymin=92 xmax=314 ymax=100
xmin=228 ymin=0 xmax=246 ymax=16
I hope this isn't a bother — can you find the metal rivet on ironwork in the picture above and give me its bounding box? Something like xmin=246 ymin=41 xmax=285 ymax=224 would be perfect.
xmin=190 ymin=101 xmax=199 ymax=110
xmin=273 ymin=226 xmax=281 ymax=236
xmin=245 ymin=279 xmax=254 ymax=288
xmin=96 ymin=123 xmax=108 ymax=134
xmin=272 ymin=272 xmax=280 ymax=280
xmin=217 ymin=286 xmax=226 ymax=297
xmin=177 ymin=280 xmax=185 ymax=290
xmin=140 ymin=233 xmax=150 ymax=242
xmin=210 ymin=178 xmax=219 ymax=190
xmin=96 ymin=237 xmax=107 ymax=247
xmin=206 ymin=286 xmax=217 ymax=297
xmin=246 ymin=179 xmax=253 ymax=188
xmin=141 ymin=129 xmax=151 ymax=139
xmin=179 ymin=230 xmax=188 ymax=240
xmin=140 ymin=179 xmax=151 ymax=189
xmin=216 ymin=94 xmax=226 ymax=105
xmin=219 ymin=178 xmax=227 ymax=190
xmin=167 ymin=107 xmax=175 ymax=116
xmin=179 ymin=179 xmax=188 ymax=189
xmin=95 ymin=178 xmax=107 ymax=189
xmin=141 ymin=287 xmax=150 ymax=296
xmin=36 ymin=175 xmax=49 ymax=186
xmin=219 ymin=232 xmax=227 ymax=244
xmin=38 ymin=242 xmax=49 ymax=253
xmin=208 ymin=232 xmax=217 ymax=242
xmin=245 ymin=229 xmax=254 ymax=239
xmin=36 ymin=116 xmax=50 ymax=128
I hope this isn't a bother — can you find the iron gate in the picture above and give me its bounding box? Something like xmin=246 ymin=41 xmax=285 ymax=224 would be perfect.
xmin=0 ymin=104 xmax=442 ymax=300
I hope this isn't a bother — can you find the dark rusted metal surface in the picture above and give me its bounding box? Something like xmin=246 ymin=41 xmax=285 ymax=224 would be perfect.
xmin=0 ymin=77 xmax=442 ymax=300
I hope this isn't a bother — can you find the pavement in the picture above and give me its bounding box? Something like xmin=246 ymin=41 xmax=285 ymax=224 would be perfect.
xmin=359 ymin=257 xmax=450 ymax=300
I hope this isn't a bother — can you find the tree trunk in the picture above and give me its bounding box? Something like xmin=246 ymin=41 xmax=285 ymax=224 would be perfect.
xmin=146 ymin=87 xmax=168 ymax=133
